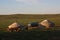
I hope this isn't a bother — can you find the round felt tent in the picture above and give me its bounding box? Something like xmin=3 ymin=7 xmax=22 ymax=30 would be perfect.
xmin=8 ymin=22 xmax=20 ymax=32
xmin=39 ymin=20 xmax=55 ymax=28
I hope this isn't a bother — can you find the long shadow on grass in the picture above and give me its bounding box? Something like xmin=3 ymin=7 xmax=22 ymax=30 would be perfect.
xmin=0 ymin=31 xmax=60 ymax=40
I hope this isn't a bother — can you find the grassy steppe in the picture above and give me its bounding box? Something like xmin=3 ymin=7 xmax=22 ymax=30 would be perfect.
xmin=0 ymin=31 xmax=60 ymax=40
xmin=0 ymin=14 xmax=60 ymax=40
xmin=0 ymin=14 xmax=60 ymax=31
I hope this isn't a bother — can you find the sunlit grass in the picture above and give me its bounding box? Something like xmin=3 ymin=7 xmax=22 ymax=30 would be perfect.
xmin=0 ymin=14 xmax=60 ymax=32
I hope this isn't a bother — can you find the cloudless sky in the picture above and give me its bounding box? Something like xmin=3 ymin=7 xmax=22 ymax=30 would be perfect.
xmin=0 ymin=0 xmax=60 ymax=15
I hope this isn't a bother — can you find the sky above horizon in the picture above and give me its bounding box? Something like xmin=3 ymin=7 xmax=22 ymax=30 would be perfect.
xmin=0 ymin=0 xmax=60 ymax=15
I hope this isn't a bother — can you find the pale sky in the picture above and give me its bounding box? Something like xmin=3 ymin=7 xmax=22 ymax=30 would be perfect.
xmin=0 ymin=0 xmax=60 ymax=15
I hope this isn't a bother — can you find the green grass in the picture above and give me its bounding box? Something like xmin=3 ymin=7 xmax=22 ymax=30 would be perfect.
xmin=0 ymin=31 xmax=60 ymax=40
xmin=0 ymin=14 xmax=60 ymax=40
xmin=0 ymin=14 xmax=60 ymax=31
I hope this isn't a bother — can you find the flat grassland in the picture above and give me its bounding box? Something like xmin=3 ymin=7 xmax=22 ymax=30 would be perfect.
xmin=0 ymin=14 xmax=60 ymax=40
xmin=0 ymin=14 xmax=60 ymax=31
